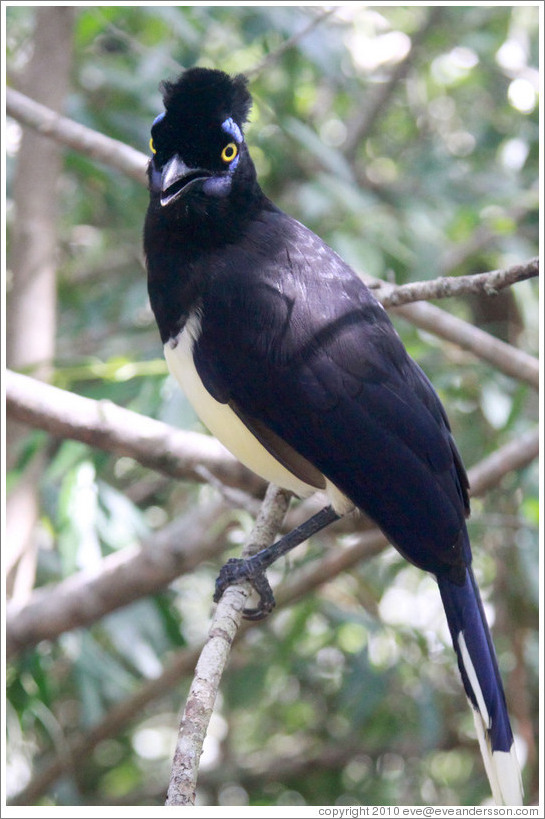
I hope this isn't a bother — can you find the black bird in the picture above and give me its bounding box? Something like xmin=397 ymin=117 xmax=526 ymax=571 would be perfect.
xmin=144 ymin=67 xmax=522 ymax=805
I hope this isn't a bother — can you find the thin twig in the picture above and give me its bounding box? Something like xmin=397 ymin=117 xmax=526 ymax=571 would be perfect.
xmin=165 ymin=484 xmax=290 ymax=805
xmin=373 ymin=258 xmax=539 ymax=307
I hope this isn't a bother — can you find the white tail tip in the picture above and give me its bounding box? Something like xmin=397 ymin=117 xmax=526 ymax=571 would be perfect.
xmin=471 ymin=708 xmax=524 ymax=805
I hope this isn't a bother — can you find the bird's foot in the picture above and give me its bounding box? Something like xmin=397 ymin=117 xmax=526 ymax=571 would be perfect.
xmin=213 ymin=555 xmax=276 ymax=620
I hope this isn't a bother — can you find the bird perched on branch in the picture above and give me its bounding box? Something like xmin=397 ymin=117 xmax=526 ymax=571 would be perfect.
xmin=143 ymin=67 xmax=522 ymax=805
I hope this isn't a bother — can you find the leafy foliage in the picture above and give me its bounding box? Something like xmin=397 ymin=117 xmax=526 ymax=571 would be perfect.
xmin=6 ymin=4 xmax=539 ymax=807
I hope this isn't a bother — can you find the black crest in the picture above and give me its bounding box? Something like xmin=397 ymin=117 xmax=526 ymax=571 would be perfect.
xmin=160 ymin=67 xmax=252 ymax=131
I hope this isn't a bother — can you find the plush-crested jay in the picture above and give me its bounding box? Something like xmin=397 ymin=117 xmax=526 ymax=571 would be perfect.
xmin=143 ymin=67 xmax=522 ymax=805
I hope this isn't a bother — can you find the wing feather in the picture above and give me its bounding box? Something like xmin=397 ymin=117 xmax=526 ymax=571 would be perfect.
xmin=193 ymin=208 xmax=470 ymax=577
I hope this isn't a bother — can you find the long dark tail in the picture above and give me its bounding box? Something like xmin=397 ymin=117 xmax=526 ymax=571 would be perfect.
xmin=437 ymin=565 xmax=523 ymax=805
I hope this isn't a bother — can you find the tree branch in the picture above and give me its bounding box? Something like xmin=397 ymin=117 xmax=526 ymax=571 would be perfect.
xmin=6 ymin=86 xmax=147 ymax=184
xmin=372 ymin=258 xmax=539 ymax=307
xmin=5 ymin=369 xmax=264 ymax=495
xmin=390 ymin=298 xmax=539 ymax=390
xmin=6 ymin=496 xmax=232 ymax=659
xmin=165 ymin=484 xmax=290 ymax=805
xmin=364 ymin=259 xmax=539 ymax=391
xmin=467 ymin=427 xmax=539 ymax=497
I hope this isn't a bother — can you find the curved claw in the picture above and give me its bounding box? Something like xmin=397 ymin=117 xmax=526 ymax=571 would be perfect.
xmin=241 ymin=603 xmax=274 ymax=621
xmin=214 ymin=556 xmax=276 ymax=620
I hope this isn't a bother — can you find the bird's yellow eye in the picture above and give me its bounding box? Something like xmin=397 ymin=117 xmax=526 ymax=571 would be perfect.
xmin=221 ymin=142 xmax=238 ymax=163
xmin=149 ymin=137 xmax=157 ymax=155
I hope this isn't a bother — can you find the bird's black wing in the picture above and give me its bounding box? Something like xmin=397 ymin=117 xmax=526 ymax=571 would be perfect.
xmin=194 ymin=208 xmax=470 ymax=579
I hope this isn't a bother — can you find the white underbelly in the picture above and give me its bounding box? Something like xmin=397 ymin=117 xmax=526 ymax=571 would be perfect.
xmin=164 ymin=314 xmax=353 ymax=514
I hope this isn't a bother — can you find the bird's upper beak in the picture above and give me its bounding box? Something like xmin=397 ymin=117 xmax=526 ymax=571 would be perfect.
xmin=160 ymin=154 xmax=211 ymax=208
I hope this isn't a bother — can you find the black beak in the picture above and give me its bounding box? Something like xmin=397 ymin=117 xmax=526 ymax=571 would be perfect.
xmin=160 ymin=154 xmax=211 ymax=208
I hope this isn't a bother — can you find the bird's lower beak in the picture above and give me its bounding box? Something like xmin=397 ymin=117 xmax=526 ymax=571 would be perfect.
xmin=160 ymin=154 xmax=210 ymax=208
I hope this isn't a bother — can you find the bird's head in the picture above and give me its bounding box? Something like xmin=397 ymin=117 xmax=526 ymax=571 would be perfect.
xmin=147 ymin=67 xmax=259 ymax=226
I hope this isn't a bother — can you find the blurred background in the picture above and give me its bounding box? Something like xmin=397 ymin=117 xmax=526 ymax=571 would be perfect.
xmin=5 ymin=4 xmax=540 ymax=807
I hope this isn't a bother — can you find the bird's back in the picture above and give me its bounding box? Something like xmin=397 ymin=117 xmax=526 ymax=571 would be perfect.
xmin=177 ymin=204 xmax=472 ymax=580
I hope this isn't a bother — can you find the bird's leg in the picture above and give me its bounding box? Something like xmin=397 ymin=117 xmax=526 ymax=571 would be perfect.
xmin=214 ymin=505 xmax=341 ymax=620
